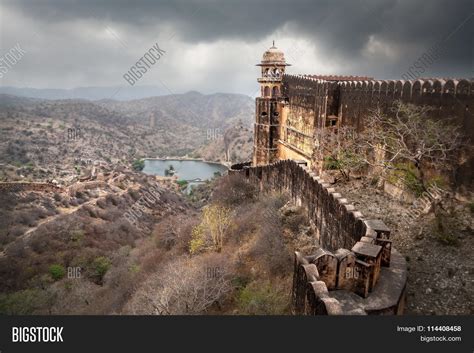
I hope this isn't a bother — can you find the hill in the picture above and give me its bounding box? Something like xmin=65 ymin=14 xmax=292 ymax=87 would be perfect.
xmin=0 ymin=92 xmax=253 ymax=182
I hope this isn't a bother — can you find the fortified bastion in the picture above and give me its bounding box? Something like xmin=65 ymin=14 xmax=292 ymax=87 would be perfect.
xmin=229 ymin=44 xmax=473 ymax=315
xmin=253 ymin=44 xmax=474 ymax=188
xmin=230 ymin=160 xmax=406 ymax=315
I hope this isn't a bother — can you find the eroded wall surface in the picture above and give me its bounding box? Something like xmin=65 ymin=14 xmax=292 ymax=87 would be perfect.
xmin=253 ymin=75 xmax=474 ymax=185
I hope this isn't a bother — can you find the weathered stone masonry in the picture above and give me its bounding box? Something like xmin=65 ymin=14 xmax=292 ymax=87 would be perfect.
xmin=238 ymin=160 xmax=365 ymax=250
xmin=238 ymin=44 xmax=472 ymax=315
xmin=0 ymin=182 xmax=63 ymax=193
xmin=282 ymin=74 xmax=473 ymax=136
xmin=253 ymin=44 xmax=474 ymax=187
xmin=230 ymin=160 xmax=406 ymax=315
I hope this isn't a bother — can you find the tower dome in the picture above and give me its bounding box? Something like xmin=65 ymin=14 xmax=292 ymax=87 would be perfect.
xmin=256 ymin=42 xmax=290 ymax=98
xmin=261 ymin=42 xmax=286 ymax=64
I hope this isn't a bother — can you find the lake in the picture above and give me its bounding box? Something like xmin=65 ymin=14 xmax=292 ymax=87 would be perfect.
xmin=143 ymin=159 xmax=228 ymax=192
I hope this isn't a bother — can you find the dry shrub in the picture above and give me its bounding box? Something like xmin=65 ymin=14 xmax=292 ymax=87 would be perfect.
xmin=153 ymin=219 xmax=178 ymax=251
xmin=153 ymin=216 xmax=198 ymax=254
xmin=212 ymin=174 xmax=258 ymax=206
xmin=5 ymin=239 xmax=27 ymax=258
xmin=282 ymin=206 xmax=308 ymax=233
xmin=15 ymin=211 xmax=39 ymax=227
xmin=47 ymin=280 xmax=100 ymax=314
xmin=127 ymin=189 xmax=141 ymax=202
xmin=140 ymin=250 xmax=165 ymax=274
xmin=126 ymin=253 xmax=233 ymax=315
xmin=96 ymin=198 xmax=107 ymax=209
xmin=29 ymin=232 xmax=50 ymax=254
xmin=251 ymin=224 xmax=292 ymax=276
xmin=0 ymin=192 xmax=19 ymax=211
xmin=227 ymin=203 xmax=259 ymax=244
xmin=9 ymin=226 xmax=27 ymax=238
xmin=42 ymin=199 xmax=57 ymax=214
xmin=247 ymin=195 xmax=292 ymax=276
xmin=95 ymin=209 xmax=112 ymax=221
xmin=0 ymin=258 xmax=22 ymax=291
xmin=105 ymin=194 xmax=119 ymax=206
xmin=236 ymin=279 xmax=290 ymax=315
xmin=83 ymin=205 xmax=98 ymax=218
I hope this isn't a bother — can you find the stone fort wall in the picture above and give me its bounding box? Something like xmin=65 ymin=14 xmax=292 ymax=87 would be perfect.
xmin=231 ymin=160 xmax=371 ymax=250
xmin=276 ymin=75 xmax=474 ymax=186
xmin=230 ymin=160 xmax=407 ymax=315
xmin=337 ymin=78 xmax=473 ymax=133
xmin=282 ymin=74 xmax=473 ymax=129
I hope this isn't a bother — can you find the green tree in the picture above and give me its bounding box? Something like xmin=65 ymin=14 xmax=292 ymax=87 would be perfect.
xmin=164 ymin=164 xmax=175 ymax=176
xmin=49 ymin=264 xmax=66 ymax=281
xmin=132 ymin=159 xmax=145 ymax=171
xmin=92 ymin=256 xmax=111 ymax=283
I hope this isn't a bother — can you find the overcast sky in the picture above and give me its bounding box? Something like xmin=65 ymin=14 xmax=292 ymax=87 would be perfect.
xmin=0 ymin=0 xmax=472 ymax=96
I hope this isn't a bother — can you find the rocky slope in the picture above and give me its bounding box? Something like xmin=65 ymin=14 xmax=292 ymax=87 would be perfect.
xmin=335 ymin=178 xmax=473 ymax=315
xmin=0 ymin=166 xmax=196 ymax=314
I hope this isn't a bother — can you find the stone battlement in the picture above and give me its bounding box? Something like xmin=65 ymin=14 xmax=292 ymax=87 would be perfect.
xmin=254 ymin=73 xmax=473 ymax=187
xmin=286 ymin=74 xmax=473 ymax=97
xmin=230 ymin=160 xmax=407 ymax=315
xmin=250 ymin=46 xmax=469 ymax=314
xmin=303 ymin=74 xmax=374 ymax=81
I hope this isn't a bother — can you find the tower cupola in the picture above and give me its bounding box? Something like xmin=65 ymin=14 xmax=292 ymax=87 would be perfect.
xmin=257 ymin=41 xmax=290 ymax=98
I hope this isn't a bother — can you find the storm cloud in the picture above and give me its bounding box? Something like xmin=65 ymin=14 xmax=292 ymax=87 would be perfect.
xmin=0 ymin=0 xmax=472 ymax=95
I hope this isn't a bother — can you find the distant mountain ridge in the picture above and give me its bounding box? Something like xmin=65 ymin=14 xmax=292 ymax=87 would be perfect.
xmin=97 ymin=91 xmax=254 ymax=130
xmin=0 ymin=85 xmax=170 ymax=101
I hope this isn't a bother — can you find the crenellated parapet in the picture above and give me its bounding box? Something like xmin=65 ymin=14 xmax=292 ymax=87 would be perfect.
xmin=251 ymin=47 xmax=469 ymax=315
xmin=229 ymin=160 xmax=407 ymax=315
xmin=283 ymin=74 xmax=329 ymax=94
xmin=337 ymin=78 xmax=473 ymax=97
xmin=283 ymin=75 xmax=473 ymax=121
xmin=283 ymin=74 xmax=473 ymax=103
xmin=336 ymin=78 xmax=474 ymax=137
xmin=281 ymin=74 xmax=474 ymax=155
xmin=337 ymin=78 xmax=473 ymax=108
xmin=256 ymin=49 xmax=473 ymax=175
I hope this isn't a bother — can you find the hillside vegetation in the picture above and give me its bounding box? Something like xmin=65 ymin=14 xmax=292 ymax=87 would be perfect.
xmin=0 ymin=173 xmax=312 ymax=315
xmin=0 ymin=92 xmax=253 ymax=183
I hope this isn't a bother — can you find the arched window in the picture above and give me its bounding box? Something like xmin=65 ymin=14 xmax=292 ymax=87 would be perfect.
xmin=264 ymin=68 xmax=270 ymax=77
xmin=264 ymin=86 xmax=271 ymax=97
xmin=272 ymin=86 xmax=280 ymax=97
xmin=273 ymin=68 xmax=280 ymax=77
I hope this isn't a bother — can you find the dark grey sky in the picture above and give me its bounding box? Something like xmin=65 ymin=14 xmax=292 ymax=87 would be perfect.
xmin=0 ymin=0 xmax=472 ymax=95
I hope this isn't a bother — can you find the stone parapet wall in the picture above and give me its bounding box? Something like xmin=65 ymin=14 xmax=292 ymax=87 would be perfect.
xmin=337 ymin=78 xmax=474 ymax=136
xmin=231 ymin=159 xmax=367 ymax=250
xmin=230 ymin=160 xmax=406 ymax=315
xmin=0 ymin=182 xmax=63 ymax=193
xmin=282 ymin=74 xmax=473 ymax=136
xmin=278 ymin=74 xmax=474 ymax=187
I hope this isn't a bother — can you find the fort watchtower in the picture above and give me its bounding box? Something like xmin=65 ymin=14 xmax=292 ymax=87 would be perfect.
xmin=253 ymin=42 xmax=291 ymax=165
